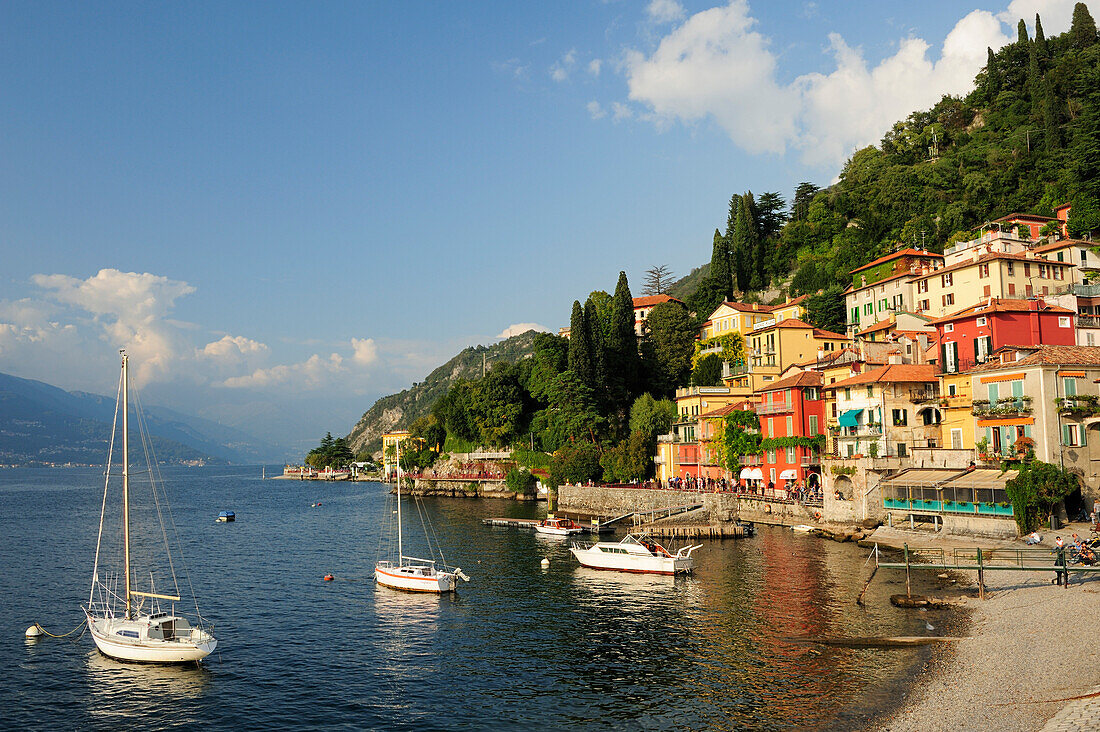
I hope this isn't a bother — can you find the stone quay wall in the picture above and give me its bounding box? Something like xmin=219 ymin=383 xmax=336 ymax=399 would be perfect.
xmin=410 ymin=478 xmax=536 ymax=501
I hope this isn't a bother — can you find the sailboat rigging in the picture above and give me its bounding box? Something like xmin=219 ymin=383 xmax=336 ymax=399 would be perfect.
xmin=375 ymin=440 xmax=470 ymax=593
xmin=84 ymin=350 xmax=217 ymax=663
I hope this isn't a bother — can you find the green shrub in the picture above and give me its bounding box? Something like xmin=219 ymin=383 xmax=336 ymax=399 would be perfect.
xmin=505 ymin=468 xmax=538 ymax=494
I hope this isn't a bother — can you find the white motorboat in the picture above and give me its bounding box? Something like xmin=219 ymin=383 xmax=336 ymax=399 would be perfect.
xmin=791 ymin=524 xmax=818 ymax=533
xmin=570 ymin=534 xmax=700 ymax=575
xmin=535 ymin=517 xmax=583 ymax=536
xmin=85 ymin=351 xmax=217 ymax=663
xmin=375 ymin=441 xmax=470 ymax=593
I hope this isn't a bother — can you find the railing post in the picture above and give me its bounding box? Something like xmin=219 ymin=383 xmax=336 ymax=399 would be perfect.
xmin=977 ymin=547 xmax=985 ymax=600
xmin=904 ymin=543 xmax=911 ymax=598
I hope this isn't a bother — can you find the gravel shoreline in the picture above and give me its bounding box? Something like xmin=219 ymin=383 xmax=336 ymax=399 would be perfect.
xmin=868 ymin=563 xmax=1100 ymax=731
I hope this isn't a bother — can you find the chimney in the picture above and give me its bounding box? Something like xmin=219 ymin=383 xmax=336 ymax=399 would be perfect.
xmin=752 ymin=303 xmax=759 ymax=311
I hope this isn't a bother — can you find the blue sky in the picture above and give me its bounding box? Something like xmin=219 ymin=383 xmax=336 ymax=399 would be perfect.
xmin=0 ymin=0 xmax=1082 ymax=455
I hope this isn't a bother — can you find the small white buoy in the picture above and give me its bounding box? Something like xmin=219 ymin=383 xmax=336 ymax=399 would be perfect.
xmin=25 ymin=625 xmax=42 ymax=638
xmin=541 ymin=558 xmax=550 ymax=568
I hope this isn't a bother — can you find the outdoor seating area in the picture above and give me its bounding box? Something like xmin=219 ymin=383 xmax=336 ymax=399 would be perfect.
xmin=879 ymin=468 xmax=1017 ymax=517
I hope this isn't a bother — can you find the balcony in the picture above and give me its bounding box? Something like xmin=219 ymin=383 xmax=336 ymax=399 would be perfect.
xmin=740 ymin=454 xmax=762 ymax=466
xmin=1056 ymin=395 xmax=1100 ymax=417
xmin=800 ymin=454 xmax=821 ymax=466
xmin=1072 ymin=283 xmax=1100 ymax=297
xmin=971 ymin=398 xmax=1032 ymax=417
xmin=910 ymin=388 xmax=941 ymax=403
xmin=1077 ymin=315 xmax=1100 ymax=329
xmin=756 ymin=400 xmax=792 ymax=415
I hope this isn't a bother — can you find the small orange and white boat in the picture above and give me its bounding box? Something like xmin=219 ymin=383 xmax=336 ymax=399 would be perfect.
xmin=535 ymin=517 xmax=583 ymax=536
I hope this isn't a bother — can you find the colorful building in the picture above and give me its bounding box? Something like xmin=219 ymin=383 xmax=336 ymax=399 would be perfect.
xmin=824 ymin=364 xmax=940 ymax=459
xmin=931 ymin=298 xmax=1076 ymax=373
xmin=632 ymin=295 xmax=685 ymax=337
xmin=911 ymin=252 xmax=1073 ymax=319
xmin=844 ymin=248 xmax=943 ymax=336
xmin=754 ymin=370 xmax=825 ymax=494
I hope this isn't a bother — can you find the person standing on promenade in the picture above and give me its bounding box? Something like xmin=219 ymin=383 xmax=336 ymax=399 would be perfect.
xmin=1053 ymin=536 xmax=1068 ymax=586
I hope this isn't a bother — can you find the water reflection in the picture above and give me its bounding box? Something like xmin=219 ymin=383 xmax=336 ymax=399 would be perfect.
xmin=84 ymin=651 xmax=209 ymax=728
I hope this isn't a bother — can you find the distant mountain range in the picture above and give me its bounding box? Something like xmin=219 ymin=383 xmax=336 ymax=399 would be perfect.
xmin=0 ymin=371 xmax=282 ymax=465
xmin=347 ymin=329 xmax=541 ymax=455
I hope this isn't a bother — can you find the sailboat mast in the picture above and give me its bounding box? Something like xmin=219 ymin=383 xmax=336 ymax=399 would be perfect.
xmin=121 ymin=351 xmax=132 ymax=620
xmin=396 ymin=440 xmax=403 ymax=561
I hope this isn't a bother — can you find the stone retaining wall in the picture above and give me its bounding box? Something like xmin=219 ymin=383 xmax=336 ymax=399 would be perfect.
xmin=410 ymin=478 xmax=536 ymax=500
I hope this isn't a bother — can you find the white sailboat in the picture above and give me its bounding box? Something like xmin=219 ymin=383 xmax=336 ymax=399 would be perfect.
xmin=84 ymin=351 xmax=217 ymax=663
xmin=375 ymin=442 xmax=470 ymax=593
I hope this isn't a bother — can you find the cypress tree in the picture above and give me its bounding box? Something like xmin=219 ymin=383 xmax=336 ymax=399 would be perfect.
xmin=740 ymin=192 xmax=765 ymax=291
xmin=729 ymin=196 xmax=751 ymax=292
xmin=1027 ymin=34 xmax=1041 ymax=116
xmin=584 ymin=297 xmax=608 ymax=401
xmin=567 ymin=300 xmax=594 ymax=388
xmin=1035 ymin=13 xmax=1046 ymax=53
xmin=610 ymin=271 xmax=641 ymax=408
xmin=709 ymin=229 xmax=732 ymax=300
xmin=1018 ymin=18 xmax=1029 ymax=45
xmin=984 ymin=47 xmax=1001 ymax=101
xmin=1071 ymin=2 xmax=1098 ymax=50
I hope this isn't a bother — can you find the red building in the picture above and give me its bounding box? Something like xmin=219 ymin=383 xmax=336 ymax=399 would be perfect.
xmin=931 ymin=298 xmax=1076 ymax=373
xmin=754 ymin=370 xmax=825 ymax=495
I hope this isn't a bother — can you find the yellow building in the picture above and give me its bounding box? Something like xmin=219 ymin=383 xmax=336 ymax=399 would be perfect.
xmin=700 ymin=296 xmax=808 ymax=340
xmin=740 ymin=318 xmax=848 ymax=389
xmin=381 ymin=430 xmax=411 ymax=479
xmin=911 ymin=253 xmax=1073 ymax=319
xmin=939 ymin=371 xmax=974 ymax=450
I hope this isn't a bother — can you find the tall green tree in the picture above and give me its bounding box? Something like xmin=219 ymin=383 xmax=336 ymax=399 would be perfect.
xmin=628 ymin=393 xmax=677 ymax=438
xmin=1071 ymin=2 xmax=1097 ymax=50
xmin=708 ymin=228 xmax=732 ymax=300
xmin=644 ymin=301 xmax=697 ymax=396
xmin=609 ymin=271 xmax=641 ymax=407
xmin=567 ymin=300 xmax=594 ymax=389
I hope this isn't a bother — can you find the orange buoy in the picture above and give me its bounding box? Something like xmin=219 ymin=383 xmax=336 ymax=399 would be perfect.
xmin=323 ymin=574 xmax=334 ymax=581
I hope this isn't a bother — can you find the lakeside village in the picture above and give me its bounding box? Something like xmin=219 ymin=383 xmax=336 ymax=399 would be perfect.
xmin=293 ymin=205 xmax=1100 ymax=546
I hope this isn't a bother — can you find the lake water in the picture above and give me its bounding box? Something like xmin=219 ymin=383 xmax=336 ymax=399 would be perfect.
xmin=1 ymin=466 xmax=957 ymax=730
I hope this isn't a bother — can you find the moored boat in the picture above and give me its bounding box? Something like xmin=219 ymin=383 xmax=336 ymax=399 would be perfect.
xmin=216 ymin=511 xmax=235 ymax=523
xmin=84 ymin=351 xmax=217 ymax=664
xmin=535 ymin=517 xmax=583 ymax=536
xmin=569 ymin=533 xmax=700 ymax=575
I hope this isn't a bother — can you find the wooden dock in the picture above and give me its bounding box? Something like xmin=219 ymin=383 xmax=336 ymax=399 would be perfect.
xmin=641 ymin=523 xmax=748 ymax=540
xmin=481 ymin=517 xmax=613 ymax=533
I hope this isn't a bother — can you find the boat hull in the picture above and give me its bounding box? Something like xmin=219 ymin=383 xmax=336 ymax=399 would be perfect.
xmin=535 ymin=526 xmax=582 ymax=536
xmin=569 ymin=548 xmax=693 ymax=575
xmin=87 ymin=618 xmax=215 ymax=664
xmin=375 ymin=566 xmax=457 ymax=593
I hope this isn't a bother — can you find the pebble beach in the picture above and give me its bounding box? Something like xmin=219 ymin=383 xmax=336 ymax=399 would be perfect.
xmin=869 ymin=536 xmax=1100 ymax=731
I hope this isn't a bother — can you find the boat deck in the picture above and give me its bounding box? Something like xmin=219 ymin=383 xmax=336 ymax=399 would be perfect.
xmin=482 ymin=517 xmax=613 ymax=533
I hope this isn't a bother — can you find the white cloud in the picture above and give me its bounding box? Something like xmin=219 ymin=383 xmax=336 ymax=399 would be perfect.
xmin=351 ymin=337 xmax=379 ymax=365
xmin=999 ymin=0 xmax=1075 ymax=34
xmin=647 ymin=0 xmax=686 ymax=24
xmin=550 ymin=49 xmax=578 ymax=82
xmin=587 ymin=100 xmax=607 ymax=119
xmin=588 ymin=58 xmax=603 ymax=76
xmin=625 ymin=1 xmax=798 ymax=154
xmin=496 ymin=323 xmax=549 ymax=339
xmin=221 ymin=353 xmax=345 ymax=390
xmin=611 ymin=102 xmax=634 ymax=121
xmin=493 ymin=58 xmax=529 ymax=79
xmin=620 ymin=0 xmax=1045 ymax=168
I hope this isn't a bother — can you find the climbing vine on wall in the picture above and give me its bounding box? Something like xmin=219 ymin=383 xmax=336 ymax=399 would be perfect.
xmin=720 ymin=410 xmax=761 ymax=474
xmin=692 ymin=332 xmax=746 ymax=369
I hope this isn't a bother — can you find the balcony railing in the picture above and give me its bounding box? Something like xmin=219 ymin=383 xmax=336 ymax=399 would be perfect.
xmin=740 ymin=454 xmax=762 ymax=466
xmin=1072 ymin=283 xmax=1100 ymax=297
xmin=756 ymin=400 xmax=792 ymax=415
xmin=1077 ymin=315 xmax=1100 ymax=329
xmin=971 ymin=398 xmax=1032 ymax=417
xmin=910 ymin=389 xmax=941 ymax=403
xmin=800 ymin=454 xmax=821 ymax=466
xmin=1056 ymin=395 xmax=1100 ymax=416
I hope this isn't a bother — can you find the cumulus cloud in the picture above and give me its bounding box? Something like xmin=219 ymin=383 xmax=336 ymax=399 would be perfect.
xmin=587 ymin=100 xmax=607 ymax=119
xmin=351 ymin=337 xmax=379 ymax=365
xmin=221 ymin=353 xmax=345 ymax=390
xmin=619 ymin=0 xmax=1070 ymax=168
xmin=588 ymin=58 xmax=603 ymax=76
xmin=550 ymin=49 xmax=578 ymax=82
xmin=647 ymin=0 xmax=686 ymax=24
xmin=496 ymin=323 xmax=549 ymax=339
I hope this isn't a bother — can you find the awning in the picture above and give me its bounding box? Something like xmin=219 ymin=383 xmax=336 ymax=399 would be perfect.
xmin=749 ymin=468 xmax=764 ymax=481
xmin=739 ymin=468 xmax=753 ymax=479
xmin=838 ymin=409 xmax=863 ymax=427
xmin=779 ymin=469 xmax=797 ymax=480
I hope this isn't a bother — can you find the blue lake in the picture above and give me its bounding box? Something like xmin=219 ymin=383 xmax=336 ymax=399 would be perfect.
xmin=1 ymin=466 xmax=954 ymax=730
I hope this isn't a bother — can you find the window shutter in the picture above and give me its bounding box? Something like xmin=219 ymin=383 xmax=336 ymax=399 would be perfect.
xmin=973 ymin=338 xmax=980 ymax=361
xmin=1063 ymin=424 xmax=1071 ymax=446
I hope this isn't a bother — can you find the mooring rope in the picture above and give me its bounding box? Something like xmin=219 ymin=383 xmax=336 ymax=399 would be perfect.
xmin=33 ymin=619 xmax=87 ymax=638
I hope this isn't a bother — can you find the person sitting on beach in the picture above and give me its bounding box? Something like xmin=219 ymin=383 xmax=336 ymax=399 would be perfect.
xmin=1025 ymin=531 xmax=1042 ymax=545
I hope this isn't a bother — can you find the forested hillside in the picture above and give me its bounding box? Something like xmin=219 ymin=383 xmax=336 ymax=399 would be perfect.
xmin=346 ymin=329 xmax=541 ymax=456
xmin=682 ymin=4 xmax=1100 ymax=330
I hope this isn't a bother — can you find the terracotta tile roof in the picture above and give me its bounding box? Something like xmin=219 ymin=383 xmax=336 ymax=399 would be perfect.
xmin=813 ymin=327 xmax=849 ymax=339
xmin=857 ymin=319 xmax=895 ymax=336
xmin=824 ymin=363 xmax=937 ymax=390
xmin=929 ymin=298 xmax=1074 ymax=324
xmin=912 ymin=252 xmax=1074 ymax=281
xmin=757 ymin=370 xmax=823 ymax=392
xmin=1032 ymin=238 xmax=1092 ymax=254
xmin=633 ymin=295 xmax=683 ymax=308
xmin=993 ymin=213 xmax=1056 ymax=223
xmin=971 ymin=345 xmax=1100 ymax=372
xmin=849 ymin=248 xmax=942 ymax=275
xmin=699 ymin=402 xmax=749 ymax=419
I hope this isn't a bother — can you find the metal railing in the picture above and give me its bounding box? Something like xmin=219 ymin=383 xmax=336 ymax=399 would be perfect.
xmin=756 ymin=400 xmax=792 ymax=415
xmin=1077 ymin=315 xmax=1100 ymax=328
